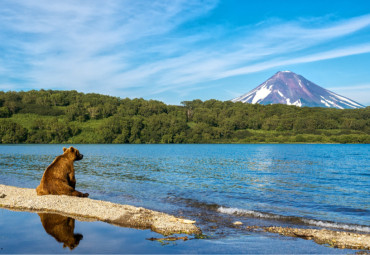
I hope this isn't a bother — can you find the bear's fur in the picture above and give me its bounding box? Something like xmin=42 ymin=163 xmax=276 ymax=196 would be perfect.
xmin=38 ymin=213 xmax=83 ymax=250
xmin=36 ymin=146 xmax=89 ymax=197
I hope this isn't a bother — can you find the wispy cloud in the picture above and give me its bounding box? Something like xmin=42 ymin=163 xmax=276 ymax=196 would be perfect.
xmin=0 ymin=0 xmax=217 ymax=87
xmin=0 ymin=0 xmax=369 ymax=103
xmin=328 ymin=84 xmax=370 ymax=105
xmin=328 ymin=84 xmax=370 ymax=91
xmin=216 ymin=43 xmax=370 ymax=79
xmin=113 ymin=14 xmax=370 ymax=96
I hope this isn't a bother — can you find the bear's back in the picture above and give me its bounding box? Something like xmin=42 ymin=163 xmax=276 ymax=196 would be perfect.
xmin=43 ymin=155 xmax=73 ymax=180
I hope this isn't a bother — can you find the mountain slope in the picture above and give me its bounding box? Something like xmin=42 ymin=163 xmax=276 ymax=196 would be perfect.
xmin=232 ymin=71 xmax=365 ymax=109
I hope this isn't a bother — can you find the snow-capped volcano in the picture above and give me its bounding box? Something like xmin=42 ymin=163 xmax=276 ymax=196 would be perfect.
xmin=232 ymin=71 xmax=365 ymax=109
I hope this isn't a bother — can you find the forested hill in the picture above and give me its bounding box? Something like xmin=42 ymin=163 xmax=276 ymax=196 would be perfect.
xmin=0 ymin=90 xmax=369 ymax=144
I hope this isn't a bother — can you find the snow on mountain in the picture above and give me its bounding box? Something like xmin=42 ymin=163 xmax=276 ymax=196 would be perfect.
xmin=232 ymin=71 xmax=365 ymax=109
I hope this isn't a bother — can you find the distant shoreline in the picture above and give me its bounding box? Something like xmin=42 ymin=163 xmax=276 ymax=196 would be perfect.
xmin=0 ymin=142 xmax=357 ymax=145
xmin=1 ymin=90 xmax=368 ymax=144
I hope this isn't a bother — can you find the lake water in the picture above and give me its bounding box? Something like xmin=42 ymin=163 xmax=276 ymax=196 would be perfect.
xmin=0 ymin=144 xmax=369 ymax=253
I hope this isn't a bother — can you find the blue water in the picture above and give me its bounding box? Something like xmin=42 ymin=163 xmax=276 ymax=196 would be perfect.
xmin=0 ymin=144 xmax=369 ymax=253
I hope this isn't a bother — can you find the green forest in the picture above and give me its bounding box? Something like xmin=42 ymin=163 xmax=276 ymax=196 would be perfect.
xmin=0 ymin=90 xmax=369 ymax=144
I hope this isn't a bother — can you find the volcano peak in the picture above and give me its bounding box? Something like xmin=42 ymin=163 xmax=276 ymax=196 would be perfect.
xmin=232 ymin=72 xmax=364 ymax=109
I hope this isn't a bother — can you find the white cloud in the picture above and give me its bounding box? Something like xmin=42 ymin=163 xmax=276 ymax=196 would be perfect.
xmin=102 ymin=14 xmax=370 ymax=96
xmin=328 ymin=84 xmax=370 ymax=91
xmin=328 ymin=84 xmax=370 ymax=105
xmin=0 ymin=0 xmax=218 ymax=91
xmin=0 ymin=83 xmax=16 ymax=91
xmin=261 ymin=14 xmax=370 ymax=41
xmin=0 ymin=0 xmax=369 ymax=103
xmin=216 ymin=43 xmax=370 ymax=79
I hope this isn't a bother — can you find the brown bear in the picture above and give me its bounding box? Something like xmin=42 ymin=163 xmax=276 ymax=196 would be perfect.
xmin=36 ymin=146 xmax=89 ymax=197
xmin=38 ymin=213 xmax=83 ymax=250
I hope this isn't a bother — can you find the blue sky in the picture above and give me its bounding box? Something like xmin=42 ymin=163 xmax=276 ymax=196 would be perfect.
xmin=0 ymin=0 xmax=369 ymax=105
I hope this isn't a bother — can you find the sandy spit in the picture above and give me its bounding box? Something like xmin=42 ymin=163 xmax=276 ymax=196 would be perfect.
xmin=258 ymin=226 xmax=370 ymax=250
xmin=0 ymin=184 xmax=201 ymax=236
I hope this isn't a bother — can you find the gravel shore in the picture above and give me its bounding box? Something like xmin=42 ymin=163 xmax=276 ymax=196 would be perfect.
xmin=0 ymin=184 xmax=201 ymax=236
xmin=246 ymin=226 xmax=370 ymax=250
xmin=2 ymin=184 xmax=369 ymax=250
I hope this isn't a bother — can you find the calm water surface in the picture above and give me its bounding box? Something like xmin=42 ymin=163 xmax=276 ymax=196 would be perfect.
xmin=0 ymin=144 xmax=369 ymax=253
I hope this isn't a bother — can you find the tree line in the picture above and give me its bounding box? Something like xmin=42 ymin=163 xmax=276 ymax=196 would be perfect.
xmin=0 ymin=90 xmax=369 ymax=144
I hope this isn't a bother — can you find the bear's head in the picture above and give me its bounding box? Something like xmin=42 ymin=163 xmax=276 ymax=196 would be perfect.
xmin=63 ymin=147 xmax=83 ymax=161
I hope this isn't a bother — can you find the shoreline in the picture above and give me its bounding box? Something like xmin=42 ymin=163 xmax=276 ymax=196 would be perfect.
xmin=0 ymin=184 xmax=201 ymax=236
xmin=245 ymin=226 xmax=370 ymax=250
xmin=1 ymin=184 xmax=370 ymax=251
xmin=0 ymin=142 xmax=360 ymax=145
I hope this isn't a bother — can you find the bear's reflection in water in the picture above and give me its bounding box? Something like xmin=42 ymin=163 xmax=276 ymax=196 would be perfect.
xmin=38 ymin=213 xmax=83 ymax=250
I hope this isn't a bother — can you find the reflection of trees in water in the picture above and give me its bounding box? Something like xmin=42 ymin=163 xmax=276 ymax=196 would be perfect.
xmin=38 ymin=213 xmax=83 ymax=250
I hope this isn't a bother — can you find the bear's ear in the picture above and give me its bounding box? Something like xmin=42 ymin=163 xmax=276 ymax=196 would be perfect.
xmin=63 ymin=147 xmax=67 ymax=152
xmin=70 ymin=147 xmax=75 ymax=152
